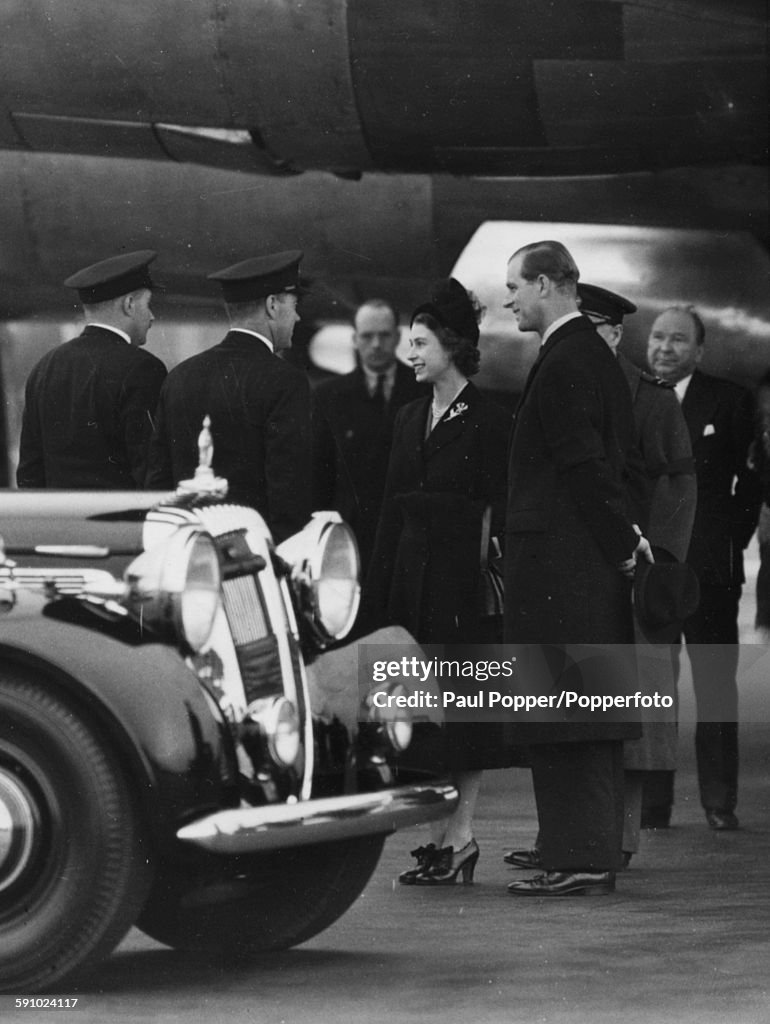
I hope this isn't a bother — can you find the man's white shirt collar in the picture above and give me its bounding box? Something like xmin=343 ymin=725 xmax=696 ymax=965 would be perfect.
xmin=87 ymin=322 xmax=132 ymax=345
xmin=674 ymin=374 xmax=694 ymax=402
xmin=230 ymin=328 xmax=274 ymax=352
xmin=362 ymin=362 xmax=396 ymax=398
xmin=541 ymin=310 xmax=582 ymax=346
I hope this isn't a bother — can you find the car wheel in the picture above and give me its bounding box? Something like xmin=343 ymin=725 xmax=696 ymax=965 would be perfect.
xmin=0 ymin=669 xmax=153 ymax=993
xmin=138 ymin=833 xmax=385 ymax=955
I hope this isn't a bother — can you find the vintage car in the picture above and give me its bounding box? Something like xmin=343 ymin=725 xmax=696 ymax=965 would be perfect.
xmin=0 ymin=427 xmax=456 ymax=993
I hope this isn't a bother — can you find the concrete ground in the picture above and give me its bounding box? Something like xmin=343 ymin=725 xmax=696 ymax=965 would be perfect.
xmin=51 ymin=722 xmax=769 ymax=1024
xmin=8 ymin=542 xmax=768 ymax=1024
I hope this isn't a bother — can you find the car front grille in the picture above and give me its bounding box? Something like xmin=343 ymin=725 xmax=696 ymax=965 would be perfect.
xmin=220 ymin=573 xmax=283 ymax=703
xmin=186 ymin=502 xmax=312 ymax=798
xmin=222 ymin=574 xmax=269 ymax=645
xmin=202 ymin=519 xmax=303 ymax=715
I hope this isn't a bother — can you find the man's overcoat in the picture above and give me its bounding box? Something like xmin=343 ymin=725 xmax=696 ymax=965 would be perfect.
xmin=504 ymin=315 xmax=641 ymax=744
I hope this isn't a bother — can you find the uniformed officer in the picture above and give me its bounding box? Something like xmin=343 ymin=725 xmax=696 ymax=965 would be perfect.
xmin=145 ymin=250 xmax=312 ymax=542
xmin=578 ymin=282 xmax=696 ymax=549
xmin=580 ymin=283 xmax=697 ymax=855
xmin=17 ymin=250 xmax=166 ymax=489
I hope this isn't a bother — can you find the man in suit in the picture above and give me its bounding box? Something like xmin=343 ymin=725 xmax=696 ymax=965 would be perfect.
xmin=644 ymin=306 xmax=760 ymax=830
xmin=17 ymin=250 xmax=166 ymax=489
xmin=146 ymin=250 xmax=311 ymax=542
xmin=506 ymin=283 xmax=698 ymax=871
xmin=503 ymin=241 xmax=652 ymax=897
xmin=311 ymin=299 xmax=427 ymax=572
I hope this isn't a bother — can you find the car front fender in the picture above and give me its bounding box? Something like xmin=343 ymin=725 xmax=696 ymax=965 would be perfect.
xmin=0 ymin=591 xmax=238 ymax=850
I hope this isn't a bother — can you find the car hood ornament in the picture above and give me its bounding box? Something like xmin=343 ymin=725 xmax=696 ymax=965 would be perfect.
xmin=176 ymin=416 xmax=229 ymax=499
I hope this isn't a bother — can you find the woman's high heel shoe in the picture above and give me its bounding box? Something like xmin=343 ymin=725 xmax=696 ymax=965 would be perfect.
xmin=412 ymin=838 xmax=479 ymax=885
xmin=398 ymin=843 xmax=438 ymax=885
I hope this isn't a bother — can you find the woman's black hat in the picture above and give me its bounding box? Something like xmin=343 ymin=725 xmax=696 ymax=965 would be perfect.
xmin=411 ymin=277 xmax=479 ymax=345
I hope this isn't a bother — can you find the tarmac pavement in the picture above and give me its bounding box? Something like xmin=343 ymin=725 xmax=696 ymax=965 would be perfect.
xmin=6 ymin=543 xmax=769 ymax=1024
xmin=13 ymin=714 xmax=765 ymax=1024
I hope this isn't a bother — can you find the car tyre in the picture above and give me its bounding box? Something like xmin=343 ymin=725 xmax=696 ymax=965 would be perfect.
xmin=138 ymin=833 xmax=385 ymax=956
xmin=0 ymin=668 xmax=153 ymax=993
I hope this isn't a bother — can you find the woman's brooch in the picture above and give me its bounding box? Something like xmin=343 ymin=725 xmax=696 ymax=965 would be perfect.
xmin=445 ymin=401 xmax=468 ymax=422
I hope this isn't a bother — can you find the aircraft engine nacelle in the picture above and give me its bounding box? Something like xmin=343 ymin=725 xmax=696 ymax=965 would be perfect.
xmin=0 ymin=0 xmax=766 ymax=177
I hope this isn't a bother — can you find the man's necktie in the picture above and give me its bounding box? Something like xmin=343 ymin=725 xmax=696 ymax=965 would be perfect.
xmin=372 ymin=373 xmax=386 ymax=411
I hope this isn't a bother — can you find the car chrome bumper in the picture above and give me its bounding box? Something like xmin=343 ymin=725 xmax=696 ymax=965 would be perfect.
xmin=176 ymin=782 xmax=458 ymax=854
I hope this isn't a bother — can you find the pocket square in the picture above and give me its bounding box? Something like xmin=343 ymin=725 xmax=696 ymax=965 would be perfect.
xmin=703 ymin=423 xmax=716 ymax=436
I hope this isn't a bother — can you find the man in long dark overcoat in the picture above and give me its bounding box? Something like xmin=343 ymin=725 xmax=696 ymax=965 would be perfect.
xmin=580 ymin=283 xmax=696 ymax=862
xmin=503 ymin=240 xmax=651 ymax=897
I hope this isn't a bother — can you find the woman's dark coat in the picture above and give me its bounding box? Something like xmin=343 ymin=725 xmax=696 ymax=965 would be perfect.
xmin=366 ymin=381 xmax=509 ymax=644
xmin=365 ymin=382 xmax=511 ymax=771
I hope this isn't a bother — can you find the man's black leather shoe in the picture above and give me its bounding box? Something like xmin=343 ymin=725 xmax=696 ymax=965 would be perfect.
xmin=706 ymin=810 xmax=739 ymax=831
xmin=503 ymin=848 xmax=542 ymax=869
xmin=507 ymin=870 xmax=616 ymax=897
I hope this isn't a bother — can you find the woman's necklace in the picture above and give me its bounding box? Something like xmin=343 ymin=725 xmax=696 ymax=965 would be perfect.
xmin=431 ymin=383 xmax=467 ymax=423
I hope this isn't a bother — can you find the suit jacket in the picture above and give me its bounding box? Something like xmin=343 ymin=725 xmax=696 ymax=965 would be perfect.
xmin=365 ymin=381 xmax=509 ymax=643
xmin=145 ymin=331 xmax=311 ymax=542
xmin=681 ymin=368 xmax=760 ymax=588
xmin=311 ymin=362 xmax=427 ymax=570
xmin=17 ymin=325 xmax=166 ymax=490
xmin=504 ymin=315 xmax=641 ymax=744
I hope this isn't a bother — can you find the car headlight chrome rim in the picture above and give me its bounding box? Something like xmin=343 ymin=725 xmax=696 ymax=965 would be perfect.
xmin=124 ymin=527 xmax=222 ymax=653
xmin=277 ymin=513 xmax=361 ymax=645
xmin=368 ymin=683 xmax=413 ymax=753
xmin=246 ymin=696 xmax=301 ymax=768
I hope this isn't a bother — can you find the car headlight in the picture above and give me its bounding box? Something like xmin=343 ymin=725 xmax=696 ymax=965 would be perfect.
xmin=245 ymin=696 xmax=301 ymax=768
xmin=276 ymin=512 xmax=361 ymax=645
xmin=123 ymin=527 xmax=222 ymax=653
xmin=367 ymin=683 xmax=413 ymax=753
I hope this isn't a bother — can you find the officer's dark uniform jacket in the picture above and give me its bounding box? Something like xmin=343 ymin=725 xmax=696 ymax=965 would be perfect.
xmin=17 ymin=325 xmax=166 ymax=489
xmin=145 ymin=330 xmax=311 ymax=543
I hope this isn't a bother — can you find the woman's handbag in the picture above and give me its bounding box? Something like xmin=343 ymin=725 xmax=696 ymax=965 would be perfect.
xmin=479 ymin=505 xmax=504 ymax=621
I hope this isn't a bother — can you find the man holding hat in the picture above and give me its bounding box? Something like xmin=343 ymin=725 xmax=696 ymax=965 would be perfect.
xmin=580 ymin=283 xmax=697 ymax=861
xmin=145 ymin=250 xmax=311 ymax=542
xmin=18 ymin=250 xmax=166 ymax=489
xmin=503 ymin=241 xmax=652 ymax=897
xmin=505 ymin=281 xmax=698 ymax=871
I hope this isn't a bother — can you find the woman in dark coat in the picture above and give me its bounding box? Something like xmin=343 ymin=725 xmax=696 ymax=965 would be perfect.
xmin=366 ymin=278 xmax=510 ymax=885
